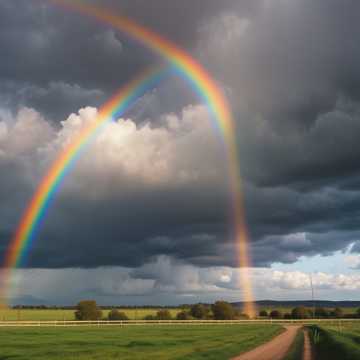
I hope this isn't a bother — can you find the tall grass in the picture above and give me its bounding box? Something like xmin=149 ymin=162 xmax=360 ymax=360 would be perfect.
xmin=283 ymin=328 xmax=304 ymax=360
xmin=308 ymin=324 xmax=360 ymax=360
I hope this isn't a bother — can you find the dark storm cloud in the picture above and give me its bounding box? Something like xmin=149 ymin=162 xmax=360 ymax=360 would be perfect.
xmin=1 ymin=0 xmax=360 ymax=271
xmin=0 ymin=0 xmax=259 ymax=120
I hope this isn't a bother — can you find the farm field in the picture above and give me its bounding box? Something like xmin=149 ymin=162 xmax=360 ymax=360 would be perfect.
xmin=0 ymin=308 xmax=181 ymax=321
xmin=309 ymin=322 xmax=360 ymax=360
xmin=0 ymin=324 xmax=282 ymax=360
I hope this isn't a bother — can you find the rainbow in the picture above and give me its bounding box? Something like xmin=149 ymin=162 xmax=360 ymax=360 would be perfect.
xmin=1 ymin=0 xmax=255 ymax=316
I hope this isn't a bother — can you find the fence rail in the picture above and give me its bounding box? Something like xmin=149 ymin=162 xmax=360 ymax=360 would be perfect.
xmin=0 ymin=319 xmax=359 ymax=327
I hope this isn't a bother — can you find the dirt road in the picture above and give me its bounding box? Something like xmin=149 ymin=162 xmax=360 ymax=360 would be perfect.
xmin=302 ymin=330 xmax=312 ymax=360
xmin=231 ymin=326 xmax=300 ymax=360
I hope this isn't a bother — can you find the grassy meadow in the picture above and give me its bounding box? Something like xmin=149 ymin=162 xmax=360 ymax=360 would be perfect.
xmin=0 ymin=324 xmax=282 ymax=360
xmin=0 ymin=308 xmax=181 ymax=321
xmin=309 ymin=322 xmax=360 ymax=360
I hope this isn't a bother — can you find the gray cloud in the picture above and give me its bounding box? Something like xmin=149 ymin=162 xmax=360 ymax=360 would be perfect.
xmin=0 ymin=0 xmax=360 ymax=282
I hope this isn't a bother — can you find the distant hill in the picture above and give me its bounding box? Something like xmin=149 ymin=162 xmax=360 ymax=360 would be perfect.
xmin=232 ymin=300 xmax=360 ymax=308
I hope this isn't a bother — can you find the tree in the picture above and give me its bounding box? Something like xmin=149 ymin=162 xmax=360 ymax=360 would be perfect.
xmin=315 ymin=307 xmax=329 ymax=318
xmin=332 ymin=307 xmax=343 ymax=318
xmin=190 ymin=304 xmax=209 ymax=319
xmin=75 ymin=300 xmax=102 ymax=320
xmin=291 ymin=306 xmax=311 ymax=319
xmin=108 ymin=309 xmax=129 ymax=321
xmin=259 ymin=310 xmax=268 ymax=317
xmin=156 ymin=309 xmax=172 ymax=320
xmin=357 ymin=308 xmax=360 ymax=318
xmin=176 ymin=311 xmax=192 ymax=320
xmin=144 ymin=315 xmax=156 ymax=320
xmin=270 ymin=310 xmax=282 ymax=319
xmin=212 ymin=301 xmax=235 ymax=320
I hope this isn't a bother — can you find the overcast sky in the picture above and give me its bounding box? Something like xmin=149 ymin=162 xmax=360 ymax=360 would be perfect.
xmin=1 ymin=0 xmax=360 ymax=306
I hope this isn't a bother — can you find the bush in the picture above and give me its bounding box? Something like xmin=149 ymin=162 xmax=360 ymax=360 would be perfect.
xmin=315 ymin=307 xmax=330 ymax=318
xmin=176 ymin=311 xmax=193 ymax=320
xmin=332 ymin=307 xmax=343 ymax=318
xmin=259 ymin=310 xmax=268 ymax=317
xmin=74 ymin=300 xmax=102 ymax=321
xmin=144 ymin=315 xmax=156 ymax=320
xmin=190 ymin=304 xmax=209 ymax=319
xmin=270 ymin=310 xmax=282 ymax=319
xmin=291 ymin=306 xmax=311 ymax=319
xmin=156 ymin=309 xmax=172 ymax=320
xmin=108 ymin=309 xmax=129 ymax=321
xmin=357 ymin=308 xmax=360 ymax=318
xmin=212 ymin=301 xmax=235 ymax=320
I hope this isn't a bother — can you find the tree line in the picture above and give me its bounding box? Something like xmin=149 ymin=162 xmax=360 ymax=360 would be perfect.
xmin=74 ymin=300 xmax=249 ymax=321
xmin=259 ymin=306 xmax=360 ymax=319
xmin=69 ymin=301 xmax=360 ymax=321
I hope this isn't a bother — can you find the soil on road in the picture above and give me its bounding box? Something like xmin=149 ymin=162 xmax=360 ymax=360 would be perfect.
xmin=231 ymin=325 xmax=301 ymax=360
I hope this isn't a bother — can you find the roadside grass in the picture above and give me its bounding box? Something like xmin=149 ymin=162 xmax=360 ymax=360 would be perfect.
xmin=283 ymin=328 xmax=304 ymax=360
xmin=308 ymin=322 xmax=360 ymax=360
xmin=0 ymin=308 xmax=181 ymax=321
xmin=0 ymin=324 xmax=282 ymax=360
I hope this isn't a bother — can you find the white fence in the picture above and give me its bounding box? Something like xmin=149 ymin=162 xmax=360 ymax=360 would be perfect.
xmin=0 ymin=319 xmax=359 ymax=327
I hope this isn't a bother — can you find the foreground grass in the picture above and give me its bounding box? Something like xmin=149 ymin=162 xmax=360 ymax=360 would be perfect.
xmin=0 ymin=308 xmax=180 ymax=321
xmin=0 ymin=324 xmax=282 ymax=360
xmin=309 ymin=322 xmax=360 ymax=360
xmin=283 ymin=328 xmax=304 ymax=360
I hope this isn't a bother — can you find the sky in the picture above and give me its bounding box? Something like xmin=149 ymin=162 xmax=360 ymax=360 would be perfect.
xmin=1 ymin=0 xmax=360 ymax=306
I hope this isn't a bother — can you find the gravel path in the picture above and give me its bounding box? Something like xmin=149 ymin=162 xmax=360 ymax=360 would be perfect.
xmin=231 ymin=326 xmax=300 ymax=360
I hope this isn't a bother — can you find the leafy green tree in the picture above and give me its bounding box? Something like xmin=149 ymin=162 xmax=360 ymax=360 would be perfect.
xmin=190 ymin=304 xmax=209 ymax=319
xmin=259 ymin=310 xmax=268 ymax=317
xmin=74 ymin=300 xmax=102 ymax=320
xmin=108 ymin=309 xmax=129 ymax=321
xmin=291 ymin=306 xmax=311 ymax=319
xmin=356 ymin=308 xmax=360 ymax=318
xmin=212 ymin=301 xmax=235 ymax=320
xmin=332 ymin=307 xmax=343 ymax=318
xmin=270 ymin=310 xmax=282 ymax=319
xmin=144 ymin=315 xmax=156 ymax=320
xmin=156 ymin=309 xmax=172 ymax=320
xmin=176 ymin=311 xmax=192 ymax=320
xmin=315 ymin=307 xmax=329 ymax=318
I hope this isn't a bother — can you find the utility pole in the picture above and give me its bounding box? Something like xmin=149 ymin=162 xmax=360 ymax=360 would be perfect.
xmin=310 ymin=273 xmax=315 ymax=318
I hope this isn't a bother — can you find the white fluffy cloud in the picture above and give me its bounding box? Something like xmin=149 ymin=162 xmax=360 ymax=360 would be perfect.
xmin=0 ymin=104 xmax=224 ymax=191
xmin=0 ymin=107 xmax=53 ymax=158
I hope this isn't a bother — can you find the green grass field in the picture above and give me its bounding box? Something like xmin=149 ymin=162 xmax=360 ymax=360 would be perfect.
xmin=309 ymin=322 xmax=360 ymax=360
xmin=0 ymin=308 xmax=180 ymax=321
xmin=0 ymin=324 xmax=282 ymax=360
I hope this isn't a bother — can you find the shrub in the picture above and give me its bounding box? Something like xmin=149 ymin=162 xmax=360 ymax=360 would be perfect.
xmin=315 ymin=307 xmax=330 ymax=318
xmin=74 ymin=300 xmax=102 ymax=321
xmin=332 ymin=307 xmax=343 ymax=318
xmin=190 ymin=304 xmax=209 ymax=319
xmin=176 ymin=311 xmax=193 ymax=320
xmin=259 ymin=310 xmax=268 ymax=317
xmin=291 ymin=306 xmax=311 ymax=319
xmin=156 ymin=309 xmax=172 ymax=320
xmin=212 ymin=301 xmax=235 ymax=320
xmin=270 ymin=310 xmax=282 ymax=319
xmin=108 ymin=309 xmax=129 ymax=321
